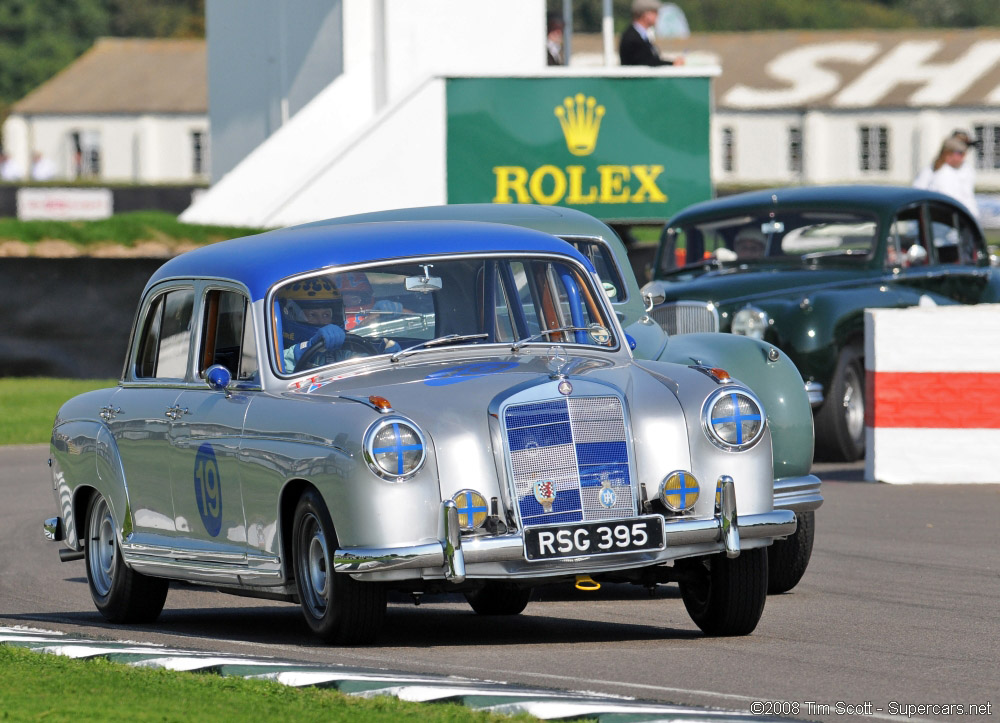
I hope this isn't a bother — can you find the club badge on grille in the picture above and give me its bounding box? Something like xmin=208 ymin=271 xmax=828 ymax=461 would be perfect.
xmin=599 ymin=477 xmax=617 ymax=508
xmin=533 ymin=479 xmax=557 ymax=512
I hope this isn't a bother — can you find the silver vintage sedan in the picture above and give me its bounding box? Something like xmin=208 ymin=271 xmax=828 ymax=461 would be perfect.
xmin=44 ymin=220 xmax=796 ymax=643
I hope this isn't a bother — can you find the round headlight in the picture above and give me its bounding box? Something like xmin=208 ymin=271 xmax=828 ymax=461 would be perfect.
xmin=703 ymin=388 xmax=765 ymax=451
xmin=452 ymin=489 xmax=489 ymax=530
xmin=660 ymin=470 xmax=700 ymax=512
xmin=731 ymin=306 xmax=769 ymax=340
xmin=363 ymin=417 xmax=426 ymax=480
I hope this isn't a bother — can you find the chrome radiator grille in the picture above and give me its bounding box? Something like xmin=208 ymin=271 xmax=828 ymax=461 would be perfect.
xmin=503 ymin=396 xmax=636 ymax=528
xmin=649 ymin=301 xmax=719 ymax=335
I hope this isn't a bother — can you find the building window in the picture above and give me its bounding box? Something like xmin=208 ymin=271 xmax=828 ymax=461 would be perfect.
xmin=859 ymin=125 xmax=889 ymax=172
xmin=192 ymin=131 xmax=206 ymax=176
xmin=721 ymin=127 xmax=734 ymax=172
xmin=788 ymin=126 xmax=803 ymax=174
xmin=972 ymin=124 xmax=1000 ymax=170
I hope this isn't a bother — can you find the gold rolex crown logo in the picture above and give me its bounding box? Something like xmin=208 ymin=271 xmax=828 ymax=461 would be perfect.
xmin=554 ymin=93 xmax=605 ymax=156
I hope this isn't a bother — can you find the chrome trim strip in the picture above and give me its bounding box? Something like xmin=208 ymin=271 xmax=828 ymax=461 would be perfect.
xmin=332 ymin=509 xmax=797 ymax=575
xmin=773 ymin=474 xmax=824 ymax=512
xmin=124 ymin=555 xmax=284 ymax=585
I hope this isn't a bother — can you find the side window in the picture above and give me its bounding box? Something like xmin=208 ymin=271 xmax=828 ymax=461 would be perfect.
xmin=135 ymin=288 xmax=195 ymax=379
xmin=928 ymin=203 xmax=965 ymax=265
xmin=569 ymin=239 xmax=625 ymax=302
xmin=887 ymin=206 xmax=925 ymax=268
xmin=200 ymin=290 xmax=257 ymax=382
xmin=956 ymin=214 xmax=986 ymax=265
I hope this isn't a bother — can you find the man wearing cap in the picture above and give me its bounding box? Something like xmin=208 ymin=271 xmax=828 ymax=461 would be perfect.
xmin=619 ymin=0 xmax=680 ymax=66
xmin=915 ymin=132 xmax=980 ymax=220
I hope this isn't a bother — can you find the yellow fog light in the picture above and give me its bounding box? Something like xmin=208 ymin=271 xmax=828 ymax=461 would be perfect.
xmin=660 ymin=471 xmax=700 ymax=512
xmin=452 ymin=489 xmax=489 ymax=531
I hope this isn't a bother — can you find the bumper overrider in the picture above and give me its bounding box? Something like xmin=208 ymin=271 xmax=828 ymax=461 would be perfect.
xmin=334 ymin=477 xmax=798 ymax=583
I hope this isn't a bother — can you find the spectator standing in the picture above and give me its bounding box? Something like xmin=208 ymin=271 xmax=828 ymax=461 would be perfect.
xmin=0 ymin=153 xmax=24 ymax=182
xmin=915 ymin=133 xmax=980 ymax=220
xmin=546 ymin=13 xmax=564 ymax=66
xmin=30 ymin=152 xmax=56 ymax=181
xmin=619 ymin=0 xmax=682 ymax=66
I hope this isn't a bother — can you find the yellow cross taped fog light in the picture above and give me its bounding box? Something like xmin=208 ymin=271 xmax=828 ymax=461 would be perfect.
xmin=660 ymin=471 xmax=700 ymax=512
xmin=452 ymin=489 xmax=489 ymax=530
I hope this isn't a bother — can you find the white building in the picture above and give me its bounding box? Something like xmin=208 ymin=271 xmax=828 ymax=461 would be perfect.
xmin=575 ymin=29 xmax=1000 ymax=190
xmin=181 ymin=0 xmax=550 ymax=228
xmin=2 ymin=38 xmax=208 ymax=184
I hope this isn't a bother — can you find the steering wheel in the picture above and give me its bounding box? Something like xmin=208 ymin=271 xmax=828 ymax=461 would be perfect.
xmin=293 ymin=334 xmax=382 ymax=372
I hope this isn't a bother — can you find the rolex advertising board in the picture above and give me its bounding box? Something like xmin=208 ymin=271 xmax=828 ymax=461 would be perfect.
xmin=446 ymin=77 xmax=712 ymax=222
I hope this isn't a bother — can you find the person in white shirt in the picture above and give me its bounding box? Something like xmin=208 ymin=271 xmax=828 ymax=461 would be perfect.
xmin=0 ymin=153 xmax=24 ymax=182
xmin=30 ymin=152 xmax=56 ymax=181
xmin=914 ymin=131 xmax=979 ymax=220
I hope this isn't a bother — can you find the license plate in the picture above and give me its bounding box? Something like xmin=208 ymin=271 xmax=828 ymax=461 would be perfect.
xmin=523 ymin=516 xmax=665 ymax=561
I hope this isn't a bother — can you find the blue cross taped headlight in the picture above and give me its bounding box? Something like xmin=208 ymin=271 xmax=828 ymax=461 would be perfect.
xmin=452 ymin=489 xmax=489 ymax=530
xmin=363 ymin=417 xmax=426 ymax=480
xmin=703 ymin=387 xmax=765 ymax=451
xmin=660 ymin=470 xmax=700 ymax=512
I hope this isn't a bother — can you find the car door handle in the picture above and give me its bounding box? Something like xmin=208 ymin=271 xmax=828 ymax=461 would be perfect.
xmin=164 ymin=405 xmax=190 ymax=420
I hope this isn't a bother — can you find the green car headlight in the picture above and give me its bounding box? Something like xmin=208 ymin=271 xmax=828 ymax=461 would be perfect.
xmin=731 ymin=305 xmax=769 ymax=340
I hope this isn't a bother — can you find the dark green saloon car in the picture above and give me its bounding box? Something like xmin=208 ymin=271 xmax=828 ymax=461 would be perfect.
xmin=644 ymin=185 xmax=1000 ymax=462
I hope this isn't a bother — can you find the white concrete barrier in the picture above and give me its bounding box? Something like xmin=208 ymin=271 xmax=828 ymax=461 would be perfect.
xmin=864 ymin=304 xmax=1000 ymax=484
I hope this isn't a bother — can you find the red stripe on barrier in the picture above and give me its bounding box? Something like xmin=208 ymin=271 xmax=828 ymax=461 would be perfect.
xmin=866 ymin=371 xmax=1000 ymax=428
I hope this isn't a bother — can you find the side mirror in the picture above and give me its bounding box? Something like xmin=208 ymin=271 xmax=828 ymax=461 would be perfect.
xmin=205 ymin=364 xmax=232 ymax=397
xmin=906 ymin=244 xmax=928 ymax=265
xmin=640 ymin=280 xmax=667 ymax=312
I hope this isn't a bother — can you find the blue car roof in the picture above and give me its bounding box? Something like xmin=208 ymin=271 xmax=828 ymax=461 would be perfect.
xmin=146 ymin=220 xmax=595 ymax=301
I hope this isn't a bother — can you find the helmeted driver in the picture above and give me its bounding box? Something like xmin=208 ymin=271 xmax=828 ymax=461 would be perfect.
xmin=278 ymin=277 xmax=347 ymax=369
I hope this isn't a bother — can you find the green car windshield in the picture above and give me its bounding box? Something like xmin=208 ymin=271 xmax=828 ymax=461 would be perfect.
xmin=660 ymin=210 xmax=879 ymax=277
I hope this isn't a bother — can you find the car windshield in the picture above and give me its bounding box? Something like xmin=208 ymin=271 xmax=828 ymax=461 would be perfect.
xmin=270 ymin=255 xmax=616 ymax=375
xmin=659 ymin=210 xmax=879 ymax=277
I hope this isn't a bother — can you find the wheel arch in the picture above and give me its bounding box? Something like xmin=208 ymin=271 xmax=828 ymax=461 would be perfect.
xmin=278 ymin=478 xmax=319 ymax=581
xmin=50 ymin=419 xmax=133 ymax=550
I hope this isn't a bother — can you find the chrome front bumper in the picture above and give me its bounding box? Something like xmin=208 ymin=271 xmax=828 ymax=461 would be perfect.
xmin=773 ymin=474 xmax=823 ymax=513
xmin=334 ymin=479 xmax=797 ymax=582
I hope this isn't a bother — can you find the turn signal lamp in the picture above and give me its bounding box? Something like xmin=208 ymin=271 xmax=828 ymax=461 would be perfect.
xmin=369 ymin=395 xmax=393 ymax=412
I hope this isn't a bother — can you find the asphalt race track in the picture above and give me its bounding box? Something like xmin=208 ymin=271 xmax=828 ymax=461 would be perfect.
xmin=2 ymin=444 xmax=997 ymax=721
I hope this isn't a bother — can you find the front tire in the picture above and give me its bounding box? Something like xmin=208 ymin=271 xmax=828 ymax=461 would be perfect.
xmin=815 ymin=343 xmax=865 ymax=462
xmin=292 ymin=489 xmax=386 ymax=644
xmin=464 ymin=582 xmax=532 ymax=615
xmin=767 ymin=510 xmax=815 ymax=594
xmin=678 ymin=548 xmax=768 ymax=636
xmin=84 ymin=493 xmax=168 ymax=623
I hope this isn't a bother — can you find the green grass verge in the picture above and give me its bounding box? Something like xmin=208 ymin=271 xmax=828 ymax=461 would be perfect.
xmin=0 ymin=645 xmax=537 ymax=722
xmin=0 ymin=210 xmax=265 ymax=248
xmin=0 ymin=378 xmax=117 ymax=445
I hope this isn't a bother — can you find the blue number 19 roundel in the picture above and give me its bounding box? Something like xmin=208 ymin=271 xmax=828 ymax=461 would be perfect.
xmin=194 ymin=443 xmax=223 ymax=537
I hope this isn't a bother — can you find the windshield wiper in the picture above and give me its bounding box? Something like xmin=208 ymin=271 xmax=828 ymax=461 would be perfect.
xmin=390 ymin=333 xmax=488 ymax=363
xmin=510 ymin=325 xmax=608 ymax=353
